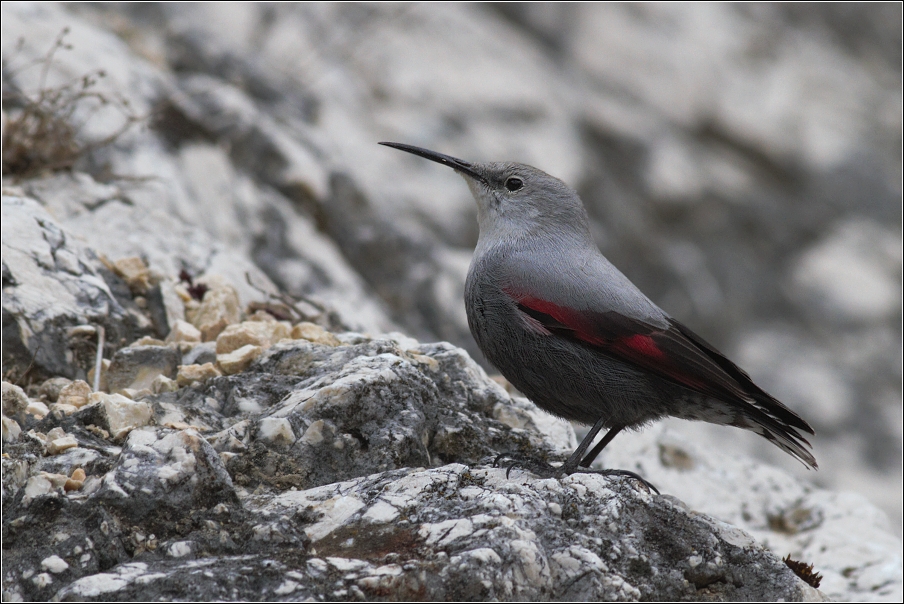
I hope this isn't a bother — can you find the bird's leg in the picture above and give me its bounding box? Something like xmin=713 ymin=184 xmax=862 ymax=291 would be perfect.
xmin=569 ymin=421 xmax=659 ymax=494
xmin=560 ymin=415 xmax=610 ymax=474
xmin=494 ymin=415 xmax=609 ymax=477
xmin=494 ymin=417 xmax=659 ymax=493
xmin=579 ymin=424 xmax=625 ymax=468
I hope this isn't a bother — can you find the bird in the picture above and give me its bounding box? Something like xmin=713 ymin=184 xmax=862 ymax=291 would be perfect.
xmin=379 ymin=142 xmax=816 ymax=490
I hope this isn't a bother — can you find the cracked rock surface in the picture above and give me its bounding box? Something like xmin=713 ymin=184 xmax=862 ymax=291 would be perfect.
xmin=4 ymin=335 xmax=824 ymax=601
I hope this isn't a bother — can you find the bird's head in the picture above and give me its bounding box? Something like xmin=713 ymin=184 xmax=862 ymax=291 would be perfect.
xmin=379 ymin=142 xmax=591 ymax=246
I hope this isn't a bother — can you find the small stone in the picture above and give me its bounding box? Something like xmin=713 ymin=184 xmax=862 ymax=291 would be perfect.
xmin=41 ymin=555 xmax=69 ymax=574
xmin=168 ymin=541 xmax=193 ymax=558
xmin=86 ymin=392 xmax=153 ymax=439
xmin=26 ymin=400 xmax=50 ymax=419
xmin=113 ymin=256 xmax=152 ymax=294
xmin=2 ymin=415 xmax=22 ymax=442
xmin=152 ymin=374 xmax=179 ymax=394
xmin=47 ymin=435 xmax=79 ymax=455
xmin=182 ymin=341 xmax=217 ymax=366
xmin=67 ymin=324 xmax=97 ymax=338
xmin=291 ymin=322 xmax=341 ymax=346
xmin=37 ymin=377 xmax=72 ymax=403
xmin=217 ymin=344 xmax=263 ymax=375
xmin=118 ymin=388 xmax=152 ymax=400
xmin=49 ymin=403 xmax=79 ymax=417
xmin=2 ymin=381 xmax=29 ymax=415
xmin=166 ymin=319 xmax=202 ymax=344
xmin=86 ymin=425 xmax=110 ymax=440
xmin=65 ymin=468 xmax=86 ymax=492
xmin=106 ymin=346 xmax=181 ymax=392
xmin=31 ymin=573 xmax=53 ymax=588
xmin=247 ymin=309 xmax=277 ymax=322
xmin=258 ymin=417 xmax=296 ymax=445
xmin=176 ymin=363 xmax=222 ymax=387
xmin=191 ymin=285 xmax=242 ymax=341
xmin=57 ymin=380 xmax=92 ymax=408
xmin=87 ymin=359 xmax=110 ymax=392
xmin=131 ymin=336 xmax=167 ymax=347
xmin=22 ymin=475 xmax=55 ymax=504
xmin=216 ymin=320 xmax=290 ymax=354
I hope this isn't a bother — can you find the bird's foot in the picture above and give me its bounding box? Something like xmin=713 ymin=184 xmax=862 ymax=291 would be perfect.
xmin=572 ymin=467 xmax=660 ymax=495
xmin=493 ymin=453 xmax=563 ymax=479
xmin=492 ymin=453 xmax=659 ymax=494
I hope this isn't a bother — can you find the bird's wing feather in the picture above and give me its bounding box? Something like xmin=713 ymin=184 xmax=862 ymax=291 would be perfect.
xmin=511 ymin=292 xmax=814 ymax=438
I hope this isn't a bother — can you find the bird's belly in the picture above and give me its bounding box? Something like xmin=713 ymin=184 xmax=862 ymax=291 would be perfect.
xmin=467 ymin=301 xmax=675 ymax=427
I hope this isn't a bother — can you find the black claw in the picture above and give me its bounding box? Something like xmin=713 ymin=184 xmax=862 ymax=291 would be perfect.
xmin=491 ymin=452 xmax=657 ymax=494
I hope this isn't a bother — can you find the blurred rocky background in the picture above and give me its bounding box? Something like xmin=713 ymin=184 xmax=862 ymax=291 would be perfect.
xmin=2 ymin=0 xmax=900 ymax=564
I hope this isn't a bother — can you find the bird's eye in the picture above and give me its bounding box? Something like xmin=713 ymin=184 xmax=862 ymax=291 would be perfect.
xmin=505 ymin=177 xmax=523 ymax=192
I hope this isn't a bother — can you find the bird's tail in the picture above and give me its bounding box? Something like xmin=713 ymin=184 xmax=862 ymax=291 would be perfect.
xmin=734 ymin=404 xmax=817 ymax=470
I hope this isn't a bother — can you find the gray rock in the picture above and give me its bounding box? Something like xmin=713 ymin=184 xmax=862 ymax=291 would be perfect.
xmin=3 ymin=335 xmax=832 ymax=602
xmin=1 ymin=196 xmax=150 ymax=382
xmin=106 ymin=346 xmax=181 ymax=393
xmin=181 ymin=341 xmax=217 ymax=366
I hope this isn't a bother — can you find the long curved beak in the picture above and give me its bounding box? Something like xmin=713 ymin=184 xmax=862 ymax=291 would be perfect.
xmin=379 ymin=142 xmax=487 ymax=184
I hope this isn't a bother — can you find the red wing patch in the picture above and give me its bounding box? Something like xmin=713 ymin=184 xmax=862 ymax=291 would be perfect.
xmin=509 ymin=291 xmax=735 ymax=398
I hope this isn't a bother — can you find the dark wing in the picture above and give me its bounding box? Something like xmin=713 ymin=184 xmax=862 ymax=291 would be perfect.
xmin=513 ymin=293 xmax=817 ymax=469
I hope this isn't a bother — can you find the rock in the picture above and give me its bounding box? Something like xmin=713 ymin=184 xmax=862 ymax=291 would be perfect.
xmin=791 ymin=220 xmax=901 ymax=323
xmin=181 ymin=341 xmax=217 ymax=366
xmin=36 ymin=377 xmax=72 ymax=403
xmin=176 ymin=362 xmax=222 ymax=387
xmin=25 ymin=400 xmax=49 ymax=419
xmin=46 ymin=435 xmax=79 ymax=455
xmin=112 ymin=256 xmax=152 ymax=295
xmin=65 ymin=468 xmax=87 ymax=492
xmin=79 ymin=393 xmax=153 ymax=439
xmin=131 ymin=336 xmax=167 ymax=347
xmin=290 ymin=322 xmax=341 ymax=346
xmin=189 ymin=285 xmax=242 ymax=341
xmin=216 ymin=344 xmax=263 ymax=375
xmin=1 ymin=196 xmax=151 ymax=381
xmin=165 ymin=319 xmax=201 ymax=345
xmin=215 ymin=320 xmax=290 ymax=354
xmin=106 ymin=346 xmax=181 ymax=393
xmin=57 ymin=380 xmax=92 ymax=409
xmin=151 ymin=375 xmax=179 ymax=394
xmin=2 ymin=416 xmax=22 ymax=442
xmin=40 ymin=555 xmax=69 ymax=574
xmin=2 ymin=382 xmax=29 ymax=416
xmin=93 ymin=427 xmax=239 ymax=524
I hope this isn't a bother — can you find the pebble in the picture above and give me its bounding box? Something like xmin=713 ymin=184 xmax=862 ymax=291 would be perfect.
xmin=176 ymin=363 xmax=223 ymax=386
xmin=57 ymin=380 xmax=92 ymax=409
xmin=291 ymin=322 xmax=341 ymax=346
xmin=166 ymin=320 xmax=202 ymax=344
xmin=2 ymin=381 xmax=29 ymax=415
xmin=190 ymin=285 xmax=242 ymax=341
xmin=217 ymin=345 xmax=263 ymax=375
xmin=41 ymin=555 xmax=69 ymax=574
xmin=113 ymin=256 xmax=152 ymax=294
xmin=2 ymin=415 xmax=22 ymax=442
xmin=216 ymin=320 xmax=290 ymax=354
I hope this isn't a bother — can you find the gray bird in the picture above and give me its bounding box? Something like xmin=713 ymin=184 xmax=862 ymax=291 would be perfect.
xmin=380 ymin=142 xmax=816 ymax=489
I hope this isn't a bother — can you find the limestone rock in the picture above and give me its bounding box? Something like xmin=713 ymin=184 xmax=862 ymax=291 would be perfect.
xmin=216 ymin=344 xmax=263 ymax=375
xmin=215 ymin=320 xmax=290 ymax=354
xmin=1 ymin=196 xmax=151 ymax=381
xmin=56 ymin=380 xmax=92 ymax=409
xmin=176 ymin=363 xmax=222 ymax=387
xmin=2 ymin=382 xmax=29 ymax=416
xmin=190 ymin=285 xmax=242 ymax=341
xmin=106 ymin=346 xmax=181 ymax=393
